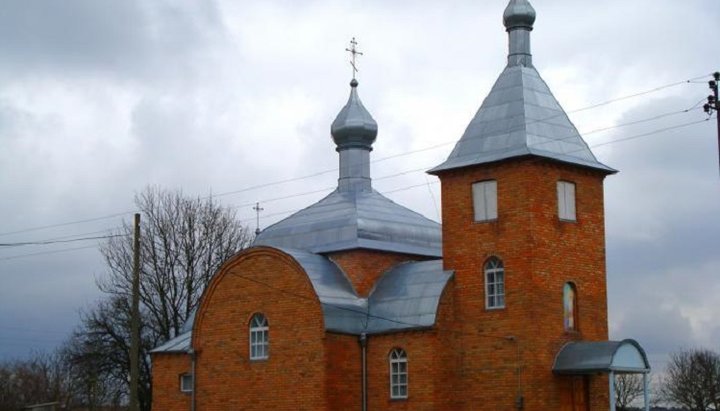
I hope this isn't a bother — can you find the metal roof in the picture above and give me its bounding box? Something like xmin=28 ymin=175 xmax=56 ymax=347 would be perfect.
xmin=280 ymin=248 xmax=369 ymax=334
xmin=367 ymin=260 xmax=454 ymax=333
xmin=429 ymin=0 xmax=615 ymax=175
xmin=254 ymin=189 xmax=442 ymax=257
xmin=331 ymin=79 xmax=378 ymax=151
xmin=429 ymin=65 xmax=615 ymax=174
xmin=553 ymin=339 xmax=650 ymax=375
xmin=152 ymin=249 xmax=454 ymax=353
xmin=151 ymin=330 xmax=191 ymax=354
xmin=503 ymin=0 xmax=536 ymax=30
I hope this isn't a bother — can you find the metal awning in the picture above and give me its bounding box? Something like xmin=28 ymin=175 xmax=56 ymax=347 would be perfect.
xmin=553 ymin=339 xmax=650 ymax=375
xmin=553 ymin=339 xmax=651 ymax=411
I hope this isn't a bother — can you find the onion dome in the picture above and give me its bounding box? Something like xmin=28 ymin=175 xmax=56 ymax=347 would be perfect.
xmin=503 ymin=0 xmax=536 ymax=31
xmin=331 ymin=79 xmax=378 ymax=151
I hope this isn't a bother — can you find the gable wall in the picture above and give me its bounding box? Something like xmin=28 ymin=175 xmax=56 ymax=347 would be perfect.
xmin=191 ymin=248 xmax=328 ymax=411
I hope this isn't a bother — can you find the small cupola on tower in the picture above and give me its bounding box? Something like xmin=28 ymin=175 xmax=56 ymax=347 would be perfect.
xmin=503 ymin=0 xmax=536 ymax=67
xmin=331 ymin=78 xmax=378 ymax=192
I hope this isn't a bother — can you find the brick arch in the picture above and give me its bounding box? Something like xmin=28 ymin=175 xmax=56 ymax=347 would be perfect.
xmin=191 ymin=246 xmax=324 ymax=351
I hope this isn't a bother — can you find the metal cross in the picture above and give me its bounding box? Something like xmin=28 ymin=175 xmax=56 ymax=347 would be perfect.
xmin=345 ymin=37 xmax=363 ymax=79
xmin=252 ymin=202 xmax=264 ymax=236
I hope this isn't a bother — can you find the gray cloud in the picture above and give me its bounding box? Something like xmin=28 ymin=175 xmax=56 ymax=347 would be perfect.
xmin=1 ymin=0 xmax=719 ymax=365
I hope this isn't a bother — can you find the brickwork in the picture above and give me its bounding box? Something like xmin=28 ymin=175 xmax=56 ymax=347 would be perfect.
xmin=191 ymin=247 xmax=329 ymax=411
xmin=437 ymin=157 xmax=610 ymax=410
xmin=327 ymin=249 xmax=426 ymax=296
xmin=150 ymin=353 xmax=191 ymax=411
xmin=151 ymin=157 xmax=613 ymax=411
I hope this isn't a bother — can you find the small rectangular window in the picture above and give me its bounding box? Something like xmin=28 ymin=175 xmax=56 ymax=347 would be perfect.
xmin=557 ymin=181 xmax=576 ymax=221
xmin=472 ymin=180 xmax=498 ymax=221
xmin=180 ymin=373 xmax=193 ymax=393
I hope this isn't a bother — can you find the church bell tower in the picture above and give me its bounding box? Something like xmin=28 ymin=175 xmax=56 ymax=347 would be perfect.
xmin=428 ymin=0 xmax=616 ymax=408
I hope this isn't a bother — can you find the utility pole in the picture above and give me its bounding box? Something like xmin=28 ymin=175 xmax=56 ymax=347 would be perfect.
xmin=703 ymin=71 xmax=720 ymax=173
xmin=129 ymin=213 xmax=141 ymax=411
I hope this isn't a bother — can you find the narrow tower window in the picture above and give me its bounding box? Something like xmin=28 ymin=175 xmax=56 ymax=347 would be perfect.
xmin=472 ymin=180 xmax=498 ymax=221
xmin=389 ymin=348 xmax=408 ymax=399
xmin=249 ymin=313 xmax=269 ymax=360
xmin=485 ymin=257 xmax=505 ymax=309
xmin=557 ymin=181 xmax=576 ymax=221
xmin=563 ymin=282 xmax=577 ymax=331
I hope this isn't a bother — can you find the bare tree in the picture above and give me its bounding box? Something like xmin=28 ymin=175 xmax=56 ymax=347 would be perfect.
xmin=615 ymin=373 xmax=646 ymax=411
xmin=0 ymin=351 xmax=72 ymax=410
xmin=661 ymin=348 xmax=720 ymax=411
xmin=69 ymin=187 xmax=253 ymax=410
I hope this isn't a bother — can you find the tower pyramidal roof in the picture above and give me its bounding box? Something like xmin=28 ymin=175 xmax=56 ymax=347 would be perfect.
xmin=430 ymin=0 xmax=615 ymax=174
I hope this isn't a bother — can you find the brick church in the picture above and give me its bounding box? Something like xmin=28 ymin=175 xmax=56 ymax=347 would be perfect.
xmin=151 ymin=1 xmax=651 ymax=410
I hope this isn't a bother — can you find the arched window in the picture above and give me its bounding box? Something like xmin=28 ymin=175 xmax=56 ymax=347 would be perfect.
xmin=389 ymin=348 xmax=408 ymax=399
xmin=485 ymin=257 xmax=505 ymax=309
xmin=249 ymin=313 xmax=269 ymax=360
xmin=563 ymin=283 xmax=577 ymax=331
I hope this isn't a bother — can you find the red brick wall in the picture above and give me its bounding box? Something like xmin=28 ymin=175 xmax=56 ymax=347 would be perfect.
xmin=190 ymin=247 xmax=328 ymax=411
xmin=151 ymin=353 xmax=191 ymax=411
xmin=325 ymin=333 xmax=361 ymax=410
xmin=437 ymin=158 xmax=610 ymax=410
xmin=327 ymin=249 xmax=427 ymax=296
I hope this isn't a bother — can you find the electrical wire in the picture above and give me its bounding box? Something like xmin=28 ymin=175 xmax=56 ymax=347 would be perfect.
xmin=0 ymin=212 xmax=132 ymax=238
xmin=0 ymin=234 xmax=128 ymax=247
xmin=0 ymin=244 xmax=101 ymax=262
xmin=0 ymin=74 xmax=712 ymax=241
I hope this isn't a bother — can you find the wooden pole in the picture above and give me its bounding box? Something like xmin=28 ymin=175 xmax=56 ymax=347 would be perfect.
xmin=130 ymin=213 xmax=141 ymax=411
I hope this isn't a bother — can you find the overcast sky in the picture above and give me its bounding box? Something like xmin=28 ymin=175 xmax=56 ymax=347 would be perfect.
xmin=1 ymin=0 xmax=719 ymax=376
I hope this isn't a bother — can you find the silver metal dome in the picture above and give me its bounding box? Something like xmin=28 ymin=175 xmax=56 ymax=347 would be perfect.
xmin=503 ymin=0 xmax=536 ymax=31
xmin=331 ymin=79 xmax=378 ymax=151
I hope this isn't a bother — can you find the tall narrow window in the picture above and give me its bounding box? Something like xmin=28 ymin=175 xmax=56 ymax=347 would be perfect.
xmin=389 ymin=348 xmax=408 ymax=399
xmin=563 ymin=283 xmax=577 ymax=331
xmin=485 ymin=257 xmax=505 ymax=309
xmin=472 ymin=180 xmax=498 ymax=221
xmin=249 ymin=313 xmax=269 ymax=360
xmin=557 ymin=181 xmax=576 ymax=221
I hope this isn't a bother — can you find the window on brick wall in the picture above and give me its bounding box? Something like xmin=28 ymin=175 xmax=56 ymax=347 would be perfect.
xmin=249 ymin=313 xmax=269 ymax=360
xmin=563 ymin=282 xmax=578 ymax=331
xmin=180 ymin=373 xmax=193 ymax=393
xmin=389 ymin=348 xmax=408 ymax=399
xmin=557 ymin=181 xmax=576 ymax=221
xmin=485 ymin=257 xmax=505 ymax=309
xmin=389 ymin=348 xmax=408 ymax=400
xmin=472 ymin=180 xmax=498 ymax=221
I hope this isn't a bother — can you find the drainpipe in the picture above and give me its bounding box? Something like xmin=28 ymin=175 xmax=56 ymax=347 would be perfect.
xmin=189 ymin=348 xmax=196 ymax=411
xmin=359 ymin=333 xmax=368 ymax=411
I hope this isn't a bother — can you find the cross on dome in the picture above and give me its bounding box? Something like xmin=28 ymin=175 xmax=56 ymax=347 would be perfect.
xmin=345 ymin=37 xmax=364 ymax=81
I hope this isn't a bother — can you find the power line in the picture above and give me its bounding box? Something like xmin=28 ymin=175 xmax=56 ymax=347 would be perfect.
xmin=0 ymin=244 xmax=101 ymax=262
xmin=0 ymin=74 xmax=709 ymax=239
xmin=236 ymin=116 xmax=711 ymax=223
xmin=0 ymin=234 xmax=127 ymax=247
xmin=0 ymin=212 xmax=132 ymax=238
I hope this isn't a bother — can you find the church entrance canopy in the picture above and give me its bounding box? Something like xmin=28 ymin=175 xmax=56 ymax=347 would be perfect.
xmin=553 ymin=339 xmax=651 ymax=411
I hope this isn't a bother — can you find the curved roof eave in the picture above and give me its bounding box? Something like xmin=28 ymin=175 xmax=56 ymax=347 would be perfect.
xmin=552 ymin=338 xmax=651 ymax=375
